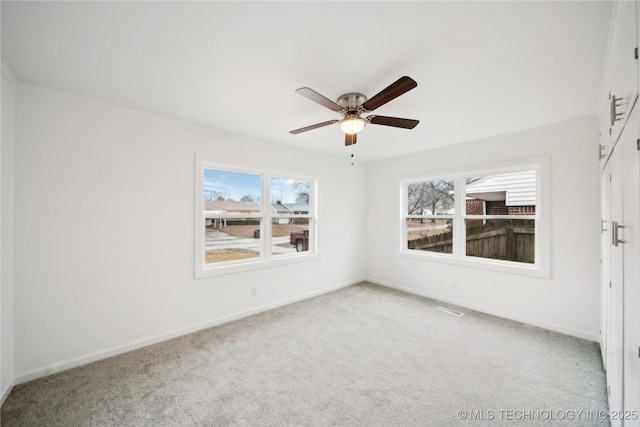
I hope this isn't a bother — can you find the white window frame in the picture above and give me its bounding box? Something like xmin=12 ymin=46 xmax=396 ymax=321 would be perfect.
xmin=195 ymin=155 xmax=318 ymax=278
xmin=398 ymin=156 xmax=550 ymax=278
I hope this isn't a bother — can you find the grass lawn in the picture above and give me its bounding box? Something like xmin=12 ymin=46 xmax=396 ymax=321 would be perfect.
xmin=205 ymin=223 xmax=307 ymax=263
xmin=205 ymin=248 xmax=259 ymax=263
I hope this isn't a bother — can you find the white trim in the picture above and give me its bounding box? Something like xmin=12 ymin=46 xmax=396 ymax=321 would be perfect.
xmin=1 ymin=378 xmax=15 ymax=407
xmin=368 ymin=278 xmax=599 ymax=343
xmin=397 ymin=156 xmax=550 ymax=278
xmin=0 ymin=58 xmax=17 ymax=409
xmin=15 ymin=278 xmax=360 ymax=385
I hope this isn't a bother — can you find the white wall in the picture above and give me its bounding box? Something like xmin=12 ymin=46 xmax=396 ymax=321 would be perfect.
xmin=6 ymin=83 xmax=603 ymax=385
xmin=365 ymin=118 xmax=601 ymax=341
xmin=13 ymin=85 xmax=367 ymax=382
xmin=1 ymin=67 xmax=16 ymax=404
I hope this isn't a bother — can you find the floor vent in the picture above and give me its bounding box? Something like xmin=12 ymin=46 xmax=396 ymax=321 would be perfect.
xmin=436 ymin=306 xmax=464 ymax=316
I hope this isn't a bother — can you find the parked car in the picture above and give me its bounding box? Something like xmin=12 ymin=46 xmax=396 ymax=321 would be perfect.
xmin=290 ymin=230 xmax=309 ymax=252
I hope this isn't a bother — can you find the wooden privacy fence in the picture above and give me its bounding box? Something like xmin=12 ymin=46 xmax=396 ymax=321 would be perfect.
xmin=408 ymin=221 xmax=535 ymax=263
xmin=407 ymin=230 xmax=453 ymax=254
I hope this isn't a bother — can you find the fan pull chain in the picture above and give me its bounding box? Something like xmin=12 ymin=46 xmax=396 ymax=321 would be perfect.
xmin=350 ymin=153 xmax=355 ymax=166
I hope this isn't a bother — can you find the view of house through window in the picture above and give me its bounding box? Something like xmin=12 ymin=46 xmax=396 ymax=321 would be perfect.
xmin=204 ymin=169 xmax=262 ymax=264
xmin=202 ymin=167 xmax=314 ymax=267
xmin=269 ymin=176 xmax=312 ymax=257
xmin=403 ymin=168 xmax=539 ymax=266
xmin=464 ymin=171 xmax=536 ymax=263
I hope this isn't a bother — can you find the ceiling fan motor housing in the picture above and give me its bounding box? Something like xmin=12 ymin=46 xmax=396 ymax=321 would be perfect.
xmin=337 ymin=93 xmax=367 ymax=113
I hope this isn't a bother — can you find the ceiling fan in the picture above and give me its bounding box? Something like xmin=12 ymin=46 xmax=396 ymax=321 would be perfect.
xmin=289 ymin=76 xmax=419 ymax=146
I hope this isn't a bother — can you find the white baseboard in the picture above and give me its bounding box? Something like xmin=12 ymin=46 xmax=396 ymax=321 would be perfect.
xmin=1 ymin=378 xmax=15 ymax=407
xmin=15 ymin=278 xmax=361 ymax=385
xmin=366 ymin=277 xmax=600 ymax=343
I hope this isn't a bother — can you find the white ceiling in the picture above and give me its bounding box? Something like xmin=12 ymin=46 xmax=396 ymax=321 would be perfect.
xmin=1 ymin=1 xmax=613 ymax=163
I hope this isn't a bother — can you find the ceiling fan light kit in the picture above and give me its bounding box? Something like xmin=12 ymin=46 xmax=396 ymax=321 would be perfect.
xmin=337 ymin=92 xmax=367 ymax=134
xmin=340 ymin=116 xmax=366 ymax=134
xmin=290 ymin=76 xmax=420 ymax=146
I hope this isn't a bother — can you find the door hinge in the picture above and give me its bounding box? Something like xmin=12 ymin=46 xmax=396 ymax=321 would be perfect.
xmin=611 ymin=94 xmax=624 ymax=125
xmin=599 ymin=144 xmax=607 ymax=160
xmin=609 ymin=280 xmax=612 ymax=289
xmin=635 ymin=47 xmax=639 ymax=60
xmin=637 ymin=138 xmax=640 ymax=151
xmin=608 ymin=385 xmax=611 ymax=396
xmin=609 ymin=127 xmax=612 ymax=135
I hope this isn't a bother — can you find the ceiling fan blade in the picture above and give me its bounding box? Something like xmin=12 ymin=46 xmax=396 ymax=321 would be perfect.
xmin=345 ymin=133 xmax=357 ymax=146
xmin=361 ymin=76 xmax=417 ymax=112
xmin=295 ymin=87 xmax=343 ymax=112
xmin=290 ymin=120 xmax=338 ymax=134
xmin=368 ymin=115 xmax=419 ymax=129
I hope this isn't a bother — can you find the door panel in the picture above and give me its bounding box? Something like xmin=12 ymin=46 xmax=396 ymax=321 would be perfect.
xmin=622 ymin=107 xmax=640 ymax=419
xmin=609 ymin=144 xmax=624 ymax=426
xmin=601 ymin=163 xmax=611 ymax=364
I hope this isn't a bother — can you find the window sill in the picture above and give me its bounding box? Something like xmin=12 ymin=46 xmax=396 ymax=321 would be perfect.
xmin=195 ymin=251 xmax=319 ymax=279
xmin=397 ymin=249 xmax=550 ymax=279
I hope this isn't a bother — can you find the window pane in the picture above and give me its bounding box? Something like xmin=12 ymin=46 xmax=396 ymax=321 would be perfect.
xmin=203 ymin=169 xmax=262 ymax=210
xmin=406 ymin=218 xmax=453 ymax=254
xmin=205 ymin=219 xmax=262 ymax=264
xmin=270 ymin=176 xmax=310 ymax=207
xmin=465 ymin=171 xmax=536 ymax=215
xmin=407 ymin=179 xmax=455 ymax=216
xmin=270 ymin=176 xmax=312 ymax=255
xmin=202 ymin=169 xmax=262 ymax=264
xmin=271 ymin=220 xmax=311 ymax=255
xmin=465 ymin=219 xmax=535 ymax=263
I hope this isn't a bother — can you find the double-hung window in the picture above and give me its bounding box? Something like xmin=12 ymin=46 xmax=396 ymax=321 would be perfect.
xmin=400 ymin=157 xmax=549 ymax=277
xmin=195 ymin=156 xmax=317 ymax=278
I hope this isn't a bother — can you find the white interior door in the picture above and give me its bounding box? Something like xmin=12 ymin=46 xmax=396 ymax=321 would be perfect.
xmin=622 ymin=107 xmax=640 ymax=420
xmin=601 ymin=163 xmax=611 ymax=364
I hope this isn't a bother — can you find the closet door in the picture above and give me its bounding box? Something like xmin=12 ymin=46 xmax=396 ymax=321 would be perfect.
xmin=601 ymin=164 xmax=611 ymax=364
xmin=622 ymin=107 xmax=640 ymax=419
xmin=608 ymin=143 xmax=624 ymax=425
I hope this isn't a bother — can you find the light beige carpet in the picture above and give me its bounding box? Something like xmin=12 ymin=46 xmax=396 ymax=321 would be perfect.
xmin=1 ymin=282 xmax=609 ymax=426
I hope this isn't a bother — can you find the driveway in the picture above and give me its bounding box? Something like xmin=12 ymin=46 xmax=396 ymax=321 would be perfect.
xmin=205 ymin=229 xmax=295 ymax=254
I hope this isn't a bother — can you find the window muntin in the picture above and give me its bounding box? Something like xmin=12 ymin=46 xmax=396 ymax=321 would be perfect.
xmin=400 ymin=159 xmax=548 ymax=276
xmin=196 ymin=160 xmax=316 ymax=277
